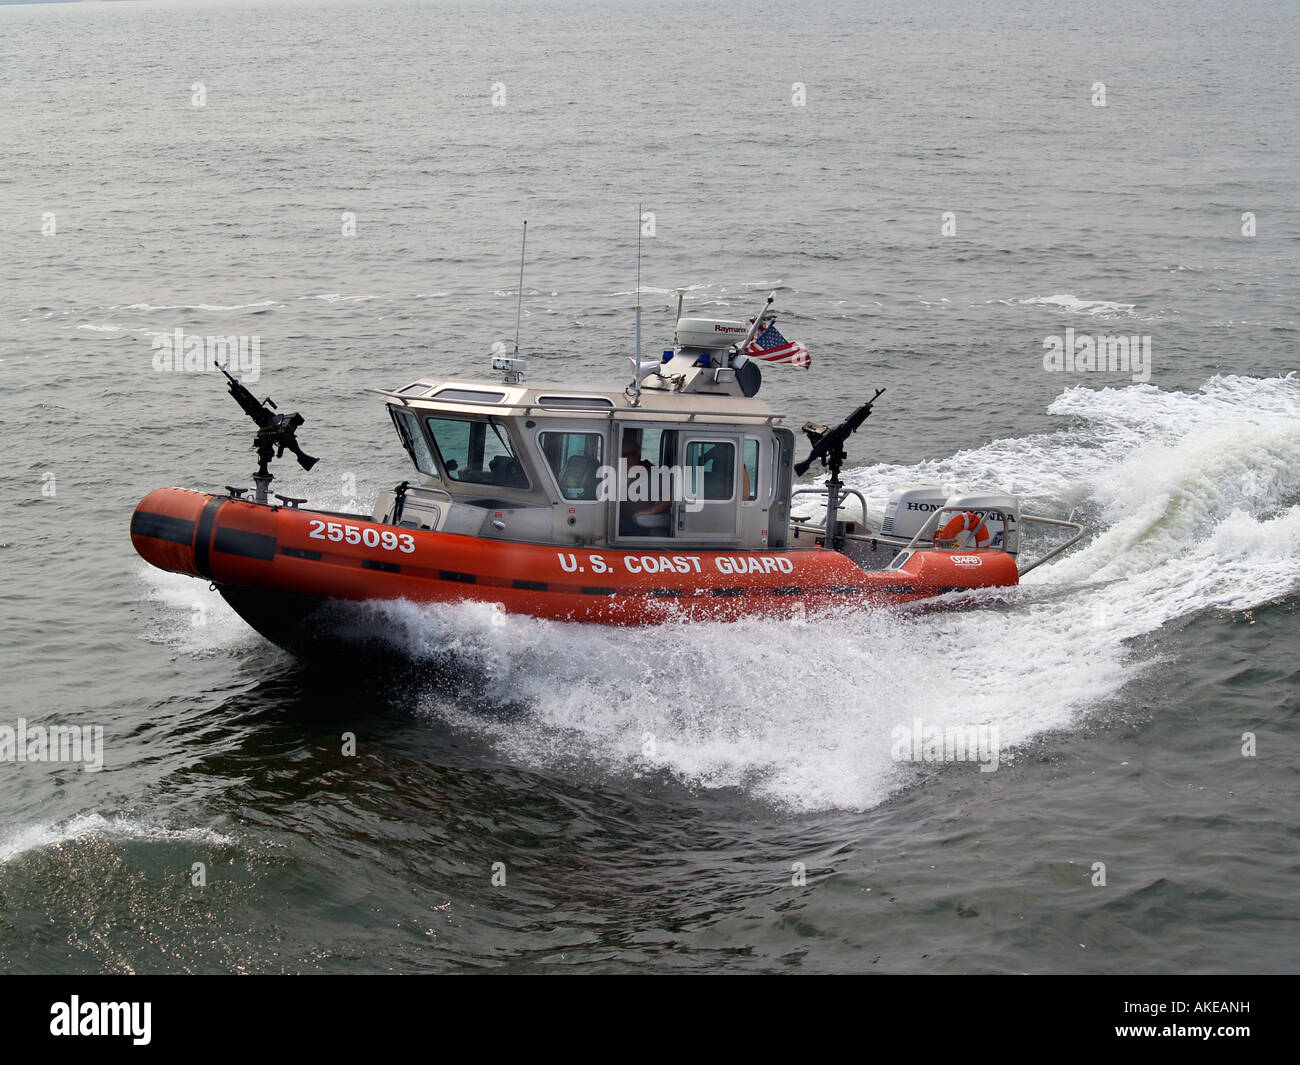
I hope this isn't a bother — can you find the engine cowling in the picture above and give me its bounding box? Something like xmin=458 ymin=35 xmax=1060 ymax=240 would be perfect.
xmin=881 ymin=484 xmax=948 ymax=540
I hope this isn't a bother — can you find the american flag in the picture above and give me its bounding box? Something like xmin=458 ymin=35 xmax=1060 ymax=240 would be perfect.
xmin=744 ymin=320 xmax=810 ymax=368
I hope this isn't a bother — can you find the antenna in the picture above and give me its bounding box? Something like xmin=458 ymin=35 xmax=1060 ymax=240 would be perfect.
xmin=635 ymin=204 xmax=643 ymax=367
xmin=513 ymin=220 xmax=528 ymax=360
xmin=626 ymin=206 xmax=661 ymax=400
xmin=675 ymin=287 xmax=687 ymax=325
xmin=494 ymin=222 xmax=528 ymax=384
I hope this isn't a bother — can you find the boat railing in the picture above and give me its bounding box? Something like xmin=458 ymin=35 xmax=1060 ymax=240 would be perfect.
xmin=405 ymin=484 xmax=454 ymax=503
xmin=379 ymin=389 xmax=786 ymax=424
xmin=790 ymin=485 xmax=870 ymax=527
xmin=1009 ymin=514 xmax=1088 ymax=575
xmin=887 ymin=505 xmax=1086 ymax=576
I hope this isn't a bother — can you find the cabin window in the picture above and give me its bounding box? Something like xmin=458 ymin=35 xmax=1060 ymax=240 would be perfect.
xmin=536 ymin=394 xmax=615 ymax=411
xmin=538 ymin=430 xmax=603 ymax=500
xmin=683 ymin=440 xmax=736 ymax=501
xmin=628 ymin=426 xmax=676 ymax=469
xmin=431 ymin=387 xmax=507 ymax=404
xmin=390 ymin=407 xmax=436 ymax=475
xmin=743 ymin=439 xmax=759 ymax=501
xmin=425 ymin=415 xmax=529 ymax=489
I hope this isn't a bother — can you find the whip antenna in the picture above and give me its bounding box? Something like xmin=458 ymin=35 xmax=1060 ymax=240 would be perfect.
xmin=493 ymin=222 xmax=529 ymax=383
xmin=626 ymin=205 xmax=663 ymax=400
xmin=635 ymin=204 xmax=643 ymax=365
xmin=513 ymin=220 xmax=528 ymax=360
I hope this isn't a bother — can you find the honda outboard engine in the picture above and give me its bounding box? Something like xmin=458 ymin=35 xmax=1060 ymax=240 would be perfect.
xmin=882 ymin=485 xmax=1022 ymax=554
xmin=881 ymin=485 xmax=949 ymax=539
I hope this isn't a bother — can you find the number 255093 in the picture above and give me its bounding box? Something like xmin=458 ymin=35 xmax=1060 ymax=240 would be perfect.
xmin=307 ymin=520 xmax=414 ymax=553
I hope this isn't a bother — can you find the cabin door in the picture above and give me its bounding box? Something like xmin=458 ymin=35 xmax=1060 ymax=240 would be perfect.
xmin=674 ymin=432 xmax=743 ymax=542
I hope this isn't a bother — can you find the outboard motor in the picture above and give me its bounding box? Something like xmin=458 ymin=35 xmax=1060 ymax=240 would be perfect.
xmin=881 ymin=484 xmax=949 ymax=540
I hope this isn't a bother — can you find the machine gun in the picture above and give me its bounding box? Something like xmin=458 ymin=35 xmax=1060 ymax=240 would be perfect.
xmin=219 ymin=366 xmax=318 ymax=505
xmin=795 ymin=387 xmax=885 ymax=551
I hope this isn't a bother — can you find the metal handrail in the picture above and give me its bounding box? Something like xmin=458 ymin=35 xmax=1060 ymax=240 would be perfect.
xmin=377 ymin=389 xmax=785 ymax=423
xmin=405 ymin=484 xmax=453 ymax=503
xmin=887 ymin=505 xmax=1086 ymax=575
xmin=790 ymin=485 xmax=869 ymax=526
xmin=1013 ymin=514 xmax=1088 ymax=575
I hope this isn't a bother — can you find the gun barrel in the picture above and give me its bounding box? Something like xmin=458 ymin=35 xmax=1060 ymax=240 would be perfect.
xmin=794 ymin=389 xmax=885 ymax=476
xmin=218 ymin=365 xmax=272 ymax=424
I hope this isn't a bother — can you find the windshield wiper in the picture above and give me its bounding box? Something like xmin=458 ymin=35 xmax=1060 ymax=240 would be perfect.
xmin=488 ymin=419 xmax=513 ymax=455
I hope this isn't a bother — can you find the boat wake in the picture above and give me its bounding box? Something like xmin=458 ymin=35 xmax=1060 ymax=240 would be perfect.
xmin=412 ymin=374 xmax=1300 ymax=811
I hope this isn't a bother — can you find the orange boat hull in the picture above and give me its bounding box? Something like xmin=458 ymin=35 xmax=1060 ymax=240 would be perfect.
xmin=131 ymin=488 xmax=1019 ymax=633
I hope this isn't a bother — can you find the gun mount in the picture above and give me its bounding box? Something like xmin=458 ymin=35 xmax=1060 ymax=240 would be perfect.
xmin=795 ymin=388 xmax=885 ymax=551
xmin=219 ymin=366 xmax=318 ymax=505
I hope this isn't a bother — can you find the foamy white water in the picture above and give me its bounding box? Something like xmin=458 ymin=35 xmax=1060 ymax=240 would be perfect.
xmin=137 ymin=568 xmax=265 ymax=656
xmin=1011 ymin=294 xmax=1141 ymax=318
xmin=0 ymin=813 xmax=235 ymax=865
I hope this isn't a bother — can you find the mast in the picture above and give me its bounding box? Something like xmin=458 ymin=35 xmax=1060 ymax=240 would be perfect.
xmin=635 ymin=204 xmax=643 ymax=368
xmin=627 ymin=205 xmax=658 ymax=401
xmin=512 ymin=220 xmax=527 ymax=362
xmin=494 ymin=221 xmax=528 ymax=384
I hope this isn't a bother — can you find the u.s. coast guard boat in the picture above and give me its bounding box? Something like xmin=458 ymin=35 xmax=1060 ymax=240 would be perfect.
xmin=131 ymin=289 xmax=1083 ymax=654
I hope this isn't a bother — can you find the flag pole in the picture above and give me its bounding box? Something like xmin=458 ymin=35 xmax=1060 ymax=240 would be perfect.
xmin=731 ymin=290 xmax=776 ymax=366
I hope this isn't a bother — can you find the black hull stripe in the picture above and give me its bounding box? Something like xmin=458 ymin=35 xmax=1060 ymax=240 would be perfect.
xmin=874 ymin=585 xmax=965 ymax=596
xmin=130 ymin=511 xmax=195 ymax=546
xmin=206 ymin=532 xmax=976 ymax=601
xmin=213 ymin=527 xmax=277 ymax=562
xmin=193 ymin=496 xmax=224 ymax=580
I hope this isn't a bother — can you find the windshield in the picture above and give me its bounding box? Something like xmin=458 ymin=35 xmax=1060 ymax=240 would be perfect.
xmin=390 ymin=407 xmax=435 ymax=475
xmin=425 ymin=415 xmax=529 ymax=489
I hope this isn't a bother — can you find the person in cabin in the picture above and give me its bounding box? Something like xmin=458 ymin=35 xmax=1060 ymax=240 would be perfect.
xmin=619 ymin=433 xmax=671 ymax=536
